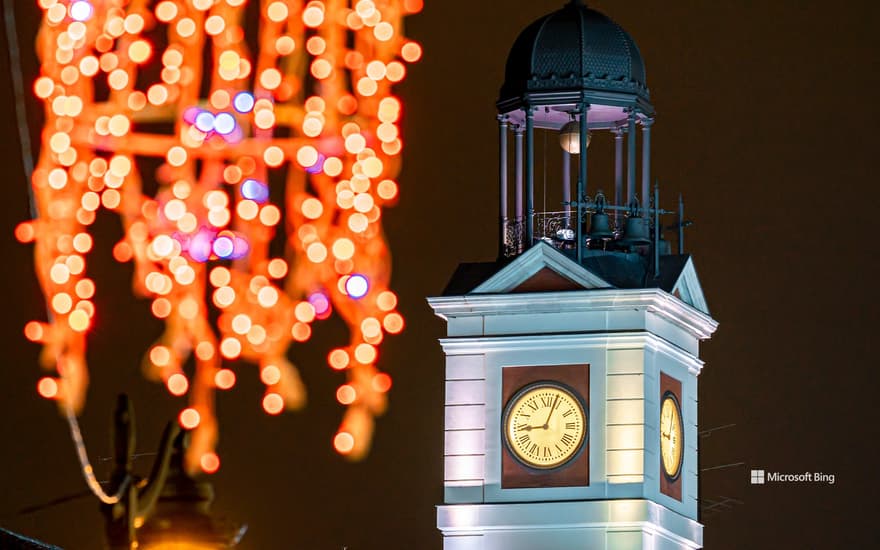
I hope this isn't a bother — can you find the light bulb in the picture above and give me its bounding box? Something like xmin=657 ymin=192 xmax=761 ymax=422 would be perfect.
xmin=559 ymin=120 xmax=591 ymax=154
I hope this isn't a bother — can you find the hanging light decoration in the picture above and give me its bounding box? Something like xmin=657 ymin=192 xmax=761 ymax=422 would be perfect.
xmin=559 ymin=118 xmax=591 ymax=154
xmin=19 ymin=0 xmax=423 ymax=470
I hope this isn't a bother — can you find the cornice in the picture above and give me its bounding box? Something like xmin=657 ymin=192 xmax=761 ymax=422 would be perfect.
xmin=428 ymin=288 xmax=718 ymax=341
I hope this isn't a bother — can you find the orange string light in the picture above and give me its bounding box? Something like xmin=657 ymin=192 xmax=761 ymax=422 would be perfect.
xmin=24 ymin=0 xmax=422 ymax=471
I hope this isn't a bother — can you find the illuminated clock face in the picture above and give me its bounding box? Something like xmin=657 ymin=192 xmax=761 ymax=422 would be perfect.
xmin=503 ymin=383 xmax=587 ymax=469
xmin=660 ymin=392 xmax=684 ymax=479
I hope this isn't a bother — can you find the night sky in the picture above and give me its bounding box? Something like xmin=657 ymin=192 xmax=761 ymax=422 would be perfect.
xmin=1 ymin=1 xmax=878 ymax=548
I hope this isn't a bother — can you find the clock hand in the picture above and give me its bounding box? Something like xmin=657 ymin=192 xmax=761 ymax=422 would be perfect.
xmin=541 ymin=394 xmax=560 ymax=429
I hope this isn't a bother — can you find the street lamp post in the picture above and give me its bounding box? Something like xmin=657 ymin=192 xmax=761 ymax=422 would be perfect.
xmin=100 ymin=395 xmax=245 ymax=550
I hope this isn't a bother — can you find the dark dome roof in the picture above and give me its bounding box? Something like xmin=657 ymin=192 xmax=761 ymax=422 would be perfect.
xmin=499 ymin=1 xmax=650 ymax=109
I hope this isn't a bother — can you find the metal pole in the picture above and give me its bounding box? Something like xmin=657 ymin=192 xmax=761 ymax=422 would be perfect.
xmin=498 ymin=115 xmax=509 ymax=257
xmin=515 ymin=126 xmax=524 ymax=224
xmin=578 ymin=103 xmax=589 ymax=263
xmin=654 ymin=183 xmax=660 ymax=278
xmin=678 ymin=193 xmax=684 ymax=255
xmin=525 ymin=107 xmax=535 ymax=247
xmin=562 ymin=149 xmax=571 ymax=227
xmin=613 ymin=126 xmax=624 ymax=225
xmin=641 ymin=118 xmax=653 ymax=217
xmin=627 ymin=109 xmax=637 ymax=206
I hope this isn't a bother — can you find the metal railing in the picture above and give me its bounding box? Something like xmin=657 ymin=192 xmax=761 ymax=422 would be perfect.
xmin=503 ymin=208 xmax=628 ymax=257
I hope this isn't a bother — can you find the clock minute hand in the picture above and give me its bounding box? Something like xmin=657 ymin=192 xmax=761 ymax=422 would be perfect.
xmin=541 ymin=394 xmax=560 ymax=429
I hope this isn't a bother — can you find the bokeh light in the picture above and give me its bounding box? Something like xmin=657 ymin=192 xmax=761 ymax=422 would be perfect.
xmin=26 ymin=0 xmax=417 ymax=466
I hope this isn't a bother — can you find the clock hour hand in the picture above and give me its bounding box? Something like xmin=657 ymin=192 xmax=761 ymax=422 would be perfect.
xmin=519 ymin=422 xmax=548 ymax=431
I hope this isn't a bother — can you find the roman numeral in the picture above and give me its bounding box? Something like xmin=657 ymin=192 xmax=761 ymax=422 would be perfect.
xmin=518 ymin=434 xmax=530 ymax=445
xmin=565 ymin=422 xmax=577 ymax=430
xmin=560 ymin=433 xmax=574 ymax=446
xmin=527 ymin=401 xmax=538 ymax=411
xmin=529 ymin=443 xmax=538 ymax=455
xmin=543 ymin=446 xmax=550 ymax=457
xmin=562 ymin=409 xmax=573 ymax=417
xmin=540 ymin=396 xmax=553 ymax=407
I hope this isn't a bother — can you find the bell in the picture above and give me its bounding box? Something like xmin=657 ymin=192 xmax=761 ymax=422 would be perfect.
xmin=588 ymin=211 xmax=613 ymax=239
xmin=619 ymin=216 xmax=651 ymax=246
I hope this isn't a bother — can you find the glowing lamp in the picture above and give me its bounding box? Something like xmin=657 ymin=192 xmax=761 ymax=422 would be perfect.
xmin=182 ymin=107 xmax=201 ymax=125
xmin=345 ymin=274 xmax=369 ymax=299
xmin=212 ymin=237 xmax=234 ymax=259
xmin=308 ymin=292 xmax=331 ymax=317
xmin=559 ymin=120 xmax=591 ymax=154
xmin=230 ymin=236 xmax=249 ymax=259
xmin=137 ymin=433 xmax=245 ymax=550
xmin=69 ymin=1 xmax=93 ymax=22
xmin=232 ymin=92 xmax=254 ymax=113
xmin=305 ymin=154 xmax=326 ymax=175
xmin=28 ymin=0 xmax=417 ymax=462
xmin=240 ymin=179 xmax=269 ymax=203
xmin=188 ymin=231 xmax=214 ymax=263
xmin=195 ymin=112 xmax=215 ymax=133
xmin=214 ymin=113 xmax=236 ymax=135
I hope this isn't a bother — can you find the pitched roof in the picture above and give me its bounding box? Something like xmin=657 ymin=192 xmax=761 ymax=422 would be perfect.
xmin=442 ymin=245 xmax=709 ymax=314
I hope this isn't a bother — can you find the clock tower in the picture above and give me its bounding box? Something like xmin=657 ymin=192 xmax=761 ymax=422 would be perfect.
xmin=428 ymin=2 xmax=718 ymax=549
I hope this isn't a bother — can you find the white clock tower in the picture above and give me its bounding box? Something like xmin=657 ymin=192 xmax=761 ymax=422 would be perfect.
xmin=428 ymin=2 xmax=718 ymax=549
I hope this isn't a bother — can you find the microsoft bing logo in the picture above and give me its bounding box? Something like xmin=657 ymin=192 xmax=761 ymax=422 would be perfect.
xmin=749 ymin=468 xmax=835 ymax=485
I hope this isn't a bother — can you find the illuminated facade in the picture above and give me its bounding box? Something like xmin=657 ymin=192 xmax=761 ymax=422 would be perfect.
xmin=429 ymin=2 xmax=718 ymax=548
xmin=20 ymin=0 xmax=421 ymax=471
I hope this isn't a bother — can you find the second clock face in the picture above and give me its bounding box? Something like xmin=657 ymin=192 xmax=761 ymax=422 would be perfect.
xmin=660 ymin=392 xmax=684 ymax=479
xmin=503 ymin=383 xmax=587 ymax=469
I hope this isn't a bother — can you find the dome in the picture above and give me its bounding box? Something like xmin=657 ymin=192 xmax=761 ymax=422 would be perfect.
xmin=499 ymin=1 xmax=650 ymax=112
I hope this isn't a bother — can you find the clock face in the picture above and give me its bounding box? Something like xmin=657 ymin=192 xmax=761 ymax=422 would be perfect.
xmin=660 ymin=392 xmax=684 ymax=479
xmin=503 ymin=382 xmax=587 ymax=469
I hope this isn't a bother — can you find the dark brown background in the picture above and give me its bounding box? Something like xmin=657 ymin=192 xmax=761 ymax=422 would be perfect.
xmin=1 ymin=1 xmax=878 ymax=548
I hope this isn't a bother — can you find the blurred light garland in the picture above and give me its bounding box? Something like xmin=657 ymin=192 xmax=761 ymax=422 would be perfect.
xmin=18 ymin=0 xmax=422 ymax=471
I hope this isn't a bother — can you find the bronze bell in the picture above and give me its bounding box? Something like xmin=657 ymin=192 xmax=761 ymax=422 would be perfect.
xmin=588 ymin=192 xmax=614 ymax=240
xmin=619 ymin=216 xmax=651 ymax=246
xmin=588 ymin=211 xmax=613 ymax=239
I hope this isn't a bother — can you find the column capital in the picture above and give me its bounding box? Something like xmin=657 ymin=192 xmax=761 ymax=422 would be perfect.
xmin=497 ymin=114 xmax=509 ymax=124
xmin=641 ymin=117 xmax=655 ymax=128
xmin=612 ymin=126 xmax=626 ymax=137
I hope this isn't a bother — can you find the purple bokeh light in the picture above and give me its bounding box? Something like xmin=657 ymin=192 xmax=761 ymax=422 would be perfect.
xmin=213 ymin=236 xmax=235 ymax=259
xmin=195 ymin=112 xmax=215 ymax=133
xmin=233 ymin=92 xmax=255 ymax=113
xmin=345 ymin=274 xmax=369 ymax=299
xmin=305 ymin=153 xmax=326 ymax=174
xmin=240 ymin=179 xmax=269 ymax=203
xmin=308 ymin=292 xmax=331 ymax=316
